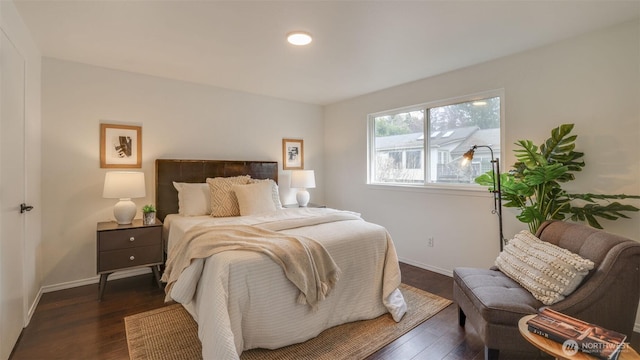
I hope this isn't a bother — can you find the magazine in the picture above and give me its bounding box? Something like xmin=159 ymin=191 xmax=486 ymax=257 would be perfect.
xmin=526 ymin=308 xmax=627 ymax=360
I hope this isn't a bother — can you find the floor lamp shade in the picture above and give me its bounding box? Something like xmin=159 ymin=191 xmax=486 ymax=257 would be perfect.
xmin=290 ymin=170 xmax=316 ymax=207
xmin=103 ymin=171 xmax=146 ymax=224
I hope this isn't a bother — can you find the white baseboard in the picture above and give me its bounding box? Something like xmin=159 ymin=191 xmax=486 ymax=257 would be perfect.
xmin=40 ymin=267 xmax=152 ymax=293
xmin=23 ymin=267 xmax=153 ymax=328
xmin=398 ymin=259 xmax=640 ymax=334
xmin=25 ymin=288 xmax=43 ymax=327
xmin=398 ymin=257 xmax=453 ymax=277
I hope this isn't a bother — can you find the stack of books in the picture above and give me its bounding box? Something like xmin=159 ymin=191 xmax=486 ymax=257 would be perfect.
xmin=526 ymin=308 xmax=627 ymax=360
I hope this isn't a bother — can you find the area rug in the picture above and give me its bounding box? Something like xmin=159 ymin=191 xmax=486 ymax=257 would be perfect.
xmin=125 ymin=283 xmax=452 ymax=360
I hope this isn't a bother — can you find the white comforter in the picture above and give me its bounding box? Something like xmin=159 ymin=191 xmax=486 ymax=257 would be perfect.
xmin=164 ymin=208 xmax=407 ymax=360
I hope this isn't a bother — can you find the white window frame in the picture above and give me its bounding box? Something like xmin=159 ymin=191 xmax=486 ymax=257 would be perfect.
xmin=367 ymin=89 xmax=504 ymax=190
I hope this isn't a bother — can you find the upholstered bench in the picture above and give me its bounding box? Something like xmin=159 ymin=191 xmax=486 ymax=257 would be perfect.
xmin=453 ymin=220 xmax=640 ymax=360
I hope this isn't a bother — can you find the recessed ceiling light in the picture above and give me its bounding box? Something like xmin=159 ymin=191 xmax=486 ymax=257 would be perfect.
xmin=287 ymin=31 xmax=312 ymax=46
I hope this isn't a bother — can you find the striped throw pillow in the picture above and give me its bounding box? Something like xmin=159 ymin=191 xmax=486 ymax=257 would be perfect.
xmin=495 ymin=230 xmax=594 ymax=305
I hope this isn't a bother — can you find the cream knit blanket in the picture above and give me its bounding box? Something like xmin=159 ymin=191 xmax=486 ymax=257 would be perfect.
xmin=162 ymin=223 xmax=342 ymax=309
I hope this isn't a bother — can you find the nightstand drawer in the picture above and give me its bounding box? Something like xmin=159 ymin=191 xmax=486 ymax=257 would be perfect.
xmin=98 ymin=226 xmax=161 ymax=251
xmin=98 ymin=245 xmax=163 ymax=273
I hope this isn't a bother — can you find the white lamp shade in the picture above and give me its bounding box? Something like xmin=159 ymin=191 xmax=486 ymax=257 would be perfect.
xmin=103 ymin=171 xmax=146 ymax=199
xmin=103 ymin=171 xmax=146 ymax=225
xmin=290 ymin=170 xmax=316 ymax=189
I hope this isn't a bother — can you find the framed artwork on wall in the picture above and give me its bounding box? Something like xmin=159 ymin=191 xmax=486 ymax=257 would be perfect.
xmin=100 ymin=123 xmax=142 ymax=168
xmin=282 ymin=138 xmax=304 ymax=170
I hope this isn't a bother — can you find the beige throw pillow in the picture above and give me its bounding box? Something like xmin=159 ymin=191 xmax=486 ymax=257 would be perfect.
xmin=232 ymin=182 xmax=277 ymax=216
xmin=248 ymin=178 xmax=283 ymax=209
xmin=206 ymin=176 xmax=250 ymax=217
xmin=173 ymin=182 xmax=211 ymax=216
xmin=495 ymin=230 xmax=595 ymax=305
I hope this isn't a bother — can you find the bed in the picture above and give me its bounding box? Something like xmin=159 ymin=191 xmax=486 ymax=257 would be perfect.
xmin=156 ymin=159 xmax=407 ymax=359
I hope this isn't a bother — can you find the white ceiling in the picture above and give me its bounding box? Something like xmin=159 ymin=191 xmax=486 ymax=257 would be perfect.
xmin=13 ymin=1 xmax=640 ymax=105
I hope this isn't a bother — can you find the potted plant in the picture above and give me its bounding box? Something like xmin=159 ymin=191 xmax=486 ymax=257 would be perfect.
xmin=142 ymin=204 xmax=156 ymax=225
xmin=475 ymin=124 xmax=640 ymax=234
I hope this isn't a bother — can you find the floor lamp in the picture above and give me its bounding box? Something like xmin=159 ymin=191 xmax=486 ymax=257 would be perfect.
xmin=463 ymin=145 xmax=505 ymax=252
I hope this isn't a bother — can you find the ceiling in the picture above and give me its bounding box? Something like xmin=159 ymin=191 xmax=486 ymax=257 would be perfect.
xmin=13 ymin=1 xmax=640 ymax=105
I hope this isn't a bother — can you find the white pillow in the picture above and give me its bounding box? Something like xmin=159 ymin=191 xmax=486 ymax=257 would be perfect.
xmin=232 ymin=182 xmax=277 ymax=216
xmin=248 ymin=178 xmax=283 ymax=209
xmin=172 ymin=182 xmax=211 ymax=216
xmin=495 ymin=230 xmax=595 ymax=305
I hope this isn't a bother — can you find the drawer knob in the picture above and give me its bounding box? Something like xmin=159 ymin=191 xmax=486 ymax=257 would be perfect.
xmin=129 ymin=256 xmax=135 ymax=261
xmin=129 ymin=237 xmax=135 ymax=242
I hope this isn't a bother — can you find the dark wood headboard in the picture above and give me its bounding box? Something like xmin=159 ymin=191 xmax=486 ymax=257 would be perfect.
xmin=155 ymin=159 xmax=278 ymax=221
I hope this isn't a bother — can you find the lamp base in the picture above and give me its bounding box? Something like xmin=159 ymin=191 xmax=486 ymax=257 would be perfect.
xmin=296 ymin=190 xmax=310 ymax=207
xmin=113 ymin=198 xmax=136 ymax=224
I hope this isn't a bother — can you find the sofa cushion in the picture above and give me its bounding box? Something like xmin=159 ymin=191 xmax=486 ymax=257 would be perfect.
xmin=453 ymin=267 xmax=541 ymax=325
xmin=496 ymin=230 xmax=594 ymax=305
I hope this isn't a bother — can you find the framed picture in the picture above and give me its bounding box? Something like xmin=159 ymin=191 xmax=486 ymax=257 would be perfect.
xmin=282 ymin=138 xmax=304 ymax=170
xmin=100 ymin=123 xmax=142 ymax=168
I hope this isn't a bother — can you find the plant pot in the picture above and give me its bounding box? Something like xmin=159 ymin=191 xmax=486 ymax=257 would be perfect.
xmin=143 ymin=212 xmax=156 ymax=225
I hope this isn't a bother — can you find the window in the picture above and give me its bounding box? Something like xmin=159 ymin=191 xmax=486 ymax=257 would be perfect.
xmin=368 ymin=91 xmax=502 ymax=186
xmin=406 ymin=150 xmax=422 ymax=169
xmin=388 ymin=151 xmax=402 ymax=169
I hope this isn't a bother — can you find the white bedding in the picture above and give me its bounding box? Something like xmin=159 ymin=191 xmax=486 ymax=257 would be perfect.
xmin=164 ymin=207 xmax=407 ymax=360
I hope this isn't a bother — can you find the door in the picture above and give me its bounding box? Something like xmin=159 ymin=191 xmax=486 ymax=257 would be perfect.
xmin=0 ymin=29 xmax=26 ymax=360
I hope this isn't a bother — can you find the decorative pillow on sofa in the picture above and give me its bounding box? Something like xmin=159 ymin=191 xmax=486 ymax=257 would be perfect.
xmin=495 ymin=230 xmax=595 ymax=305
xmin=248 ymin=178 xmax=283 ymax=209
xmin=206 ymin=176 xmax=251 ymax=217
xmin=232 ymin=182 xmax=277 ymax=216
xmin=172 ymin=182 xmax=211 ymax=216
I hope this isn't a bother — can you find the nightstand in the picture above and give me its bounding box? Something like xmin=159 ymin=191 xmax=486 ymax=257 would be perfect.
xmin=96 ymin=219 xmax=163 ymax=301
xmin=283 ymin=203 xmax=326 ymax=208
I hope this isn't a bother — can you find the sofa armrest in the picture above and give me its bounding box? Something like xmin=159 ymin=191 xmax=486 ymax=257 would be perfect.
xmin=548 ymin=240 xmax=640 ymax=335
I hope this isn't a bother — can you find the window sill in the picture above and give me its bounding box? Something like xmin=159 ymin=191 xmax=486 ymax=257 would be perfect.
xmin=366 ymin=182 xmax=492 ymax=197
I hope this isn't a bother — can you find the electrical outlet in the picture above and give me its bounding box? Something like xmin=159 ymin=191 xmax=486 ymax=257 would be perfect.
xmin=428 ymin=237 xmax=434 ymax=247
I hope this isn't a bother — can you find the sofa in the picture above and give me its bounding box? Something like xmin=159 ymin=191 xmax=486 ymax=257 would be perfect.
xmin=453 ymin=220 xmax=640 ymax=360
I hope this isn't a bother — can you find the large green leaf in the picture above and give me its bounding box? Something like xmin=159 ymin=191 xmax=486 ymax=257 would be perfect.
xmin=513 ymin=140 xmax=546 ymax=169
xmin=474 ymin=171 xmax=494 ymax=188
xmin=522 ymin=163 xmax=568 ymax=186
xmin=569 ymin=202 xmax=640 ymax=229
xmin=541 ymin=123 xmax=575 ymax=161
xmin=539 ymin=124 xmax=585 ymax=182
xmin=568 ymin=193 xmax=640 ymax=202
xmin=516 ymin=207 xmax=545 ymax=233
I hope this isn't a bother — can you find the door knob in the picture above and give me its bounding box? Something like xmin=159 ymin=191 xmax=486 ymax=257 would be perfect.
xmin=20 ymin=203 xmax=34 ymax=213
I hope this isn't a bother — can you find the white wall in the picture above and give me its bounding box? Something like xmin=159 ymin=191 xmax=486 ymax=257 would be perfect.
xmin=41 ymin=59 xmax=324 ymax=287
xmin=324 ymin=20 xmax=640 ymax=323
xmin=1 ymin=0 xmax=42 ymax=323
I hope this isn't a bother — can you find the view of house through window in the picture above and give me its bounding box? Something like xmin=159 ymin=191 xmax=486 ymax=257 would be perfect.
xmin=369 ymin=93 xmax=501 ymax=186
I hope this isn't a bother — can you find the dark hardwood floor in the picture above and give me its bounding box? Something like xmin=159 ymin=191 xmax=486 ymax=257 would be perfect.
xmin=9 ymin=263 xmax=640 ymax=360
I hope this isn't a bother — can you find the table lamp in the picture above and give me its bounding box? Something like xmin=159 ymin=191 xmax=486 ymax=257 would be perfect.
xmin=103 ymin=171 xmax=146 ymax=224
xmin=290 ymin=170 xmax=316 ymax=207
